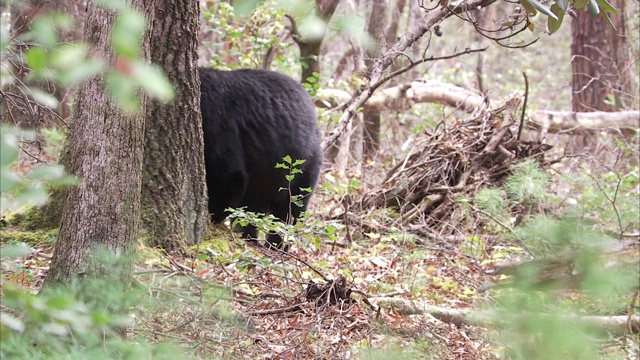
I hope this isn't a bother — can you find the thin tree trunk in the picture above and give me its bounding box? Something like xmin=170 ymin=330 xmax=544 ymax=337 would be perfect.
xmin=570 ymin=1 xmax=637 ymax=151
xmin=46 ymin=0 xmax=150 ymax=284
xmin=571 ymin=0 xmax=637 ymax=112
xmin=293 ymin=0 xmax=340 ymax=84
xmin=141 ymin=0 xmax=207 ymax=253
xmin=362 ymin=0 xmax=388 ymax=161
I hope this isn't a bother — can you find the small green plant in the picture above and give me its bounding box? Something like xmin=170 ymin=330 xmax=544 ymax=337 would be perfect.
xmin=40 ymin=127 xmax=67 ymax=160
xmin=474 ymin=187 xmax=507 ymax=216
xmin=504 ymin=161 xmax=550 ymax=206
xmin=228 ymin=156 xmax=337 ymax=250
xmin=0 ymin=248 xmax=193 ymax=360
xmin=1 ymin=126 xmax=77 ymax=215
xmin=202 ymin=1 xmax=298 ymax=74
xmin=485 ymin=218 xmax=638 ymax=360
xmin=303 ymin=71 xmax=321 ymax=96
xmin=2 ymin=0 xmax=174 ymax=114
xmin=276 ymin=155 xmax=311 ymax=213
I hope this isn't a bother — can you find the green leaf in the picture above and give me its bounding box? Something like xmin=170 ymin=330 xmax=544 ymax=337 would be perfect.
xmin=555 ymin=0 xmax=569 ymax=12
xmin=574 ymin=0 xmax=589 ymax=9
xmin=29 ymin=87 xmax=59 ymax=109
xmin=587 ymin=0 xmax=600 ymax=17
xmin=26 ymin=164 xmax=65 ymax=181
xmin=233 ymin=0 xmax=261 ymax=17
xmin=57 ymin=60 xmax=105 ymax=87
xmin=297 ymin=15 xmax=327 ymax=41
xmin=131 ymin=63 xmax=175 ymax=102
xmin=520 ymin=0 xmax=538 ymax=15
xmin=15 ymin=186 xmax=49 ymax=207
xmin=0 ymin=138 xmax=19 ymax=166
xmin=93 ymin=0 xmax=129 ymax=12
xmin=111 ymin=9 xmax=145 ymax=59
xmin=106 ymin=72 xmax=139 ymax=113
xmin=0 ymin=168 xmax=19 ymax=192
xmin=548 ymin=3 xmax=565 ymax=34
xmin=30 ymin=17 xmax=59 ymax=47
xmin=25 ymin=47 xmax=48 ymax=72
xmin=526 ymin=0 xmax=558 ymax=20
xmin=0 ymin=312 xmax=25 ymax=333
xmin=599 ymin=10 xmax=617 ymax=31
xmin=50 ymin=44 xmax=87 ymax=70
xmin=47 ymin=175 xmax=79 ymax=187
xmin=0 ymin=243 xmax=32 ymax=259
xmin=595 ymin=0 xmax=618 ymax=15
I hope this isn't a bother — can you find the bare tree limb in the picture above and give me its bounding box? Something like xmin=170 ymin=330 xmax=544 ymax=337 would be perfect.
xmin=529 ymin=110 xmax=640 ymax=133
xmin=321 ymin=0 xmax=499 ymax=151
xmin=373 ymin=297 xmax=640 ymax=335
xmin=316 ymin=80 xmax=485 ymax=112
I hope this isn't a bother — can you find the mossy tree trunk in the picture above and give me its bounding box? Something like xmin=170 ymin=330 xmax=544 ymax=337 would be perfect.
xmin=45 ymin=0 xmax=151 ymax=284
xmin=141 ymin=0 xmax=208 ymax=253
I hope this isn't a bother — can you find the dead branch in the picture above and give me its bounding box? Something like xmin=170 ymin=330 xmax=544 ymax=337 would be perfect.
xmin=373 ymin=297 xmax=640 ymax=335
xmin=483 ymin=240 xmax=640 ymax=291
xmin=528 ymin=110 xmax=640 ymax=134
xmin=374 ymin=297 xmax=475 ymax=326
xmin=361 ymin=96 xmax=551 ymax=229
xmin=316 ymin=80 xmax=486 ymax=112
xmin=322 ymin=0 xmax=499 ymax=151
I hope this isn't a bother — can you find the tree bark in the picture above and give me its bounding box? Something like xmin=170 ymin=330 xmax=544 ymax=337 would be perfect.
xmin=571 ymin=0 xmax=637 ymax=112
xmin=292 ymin=0 xmax=340 ymax=84
xmin=529 ymin=110 xmax=640 ymax=134
xmin=141 ymin=0 xmax=208 ymax=253
xmin=46 ymin=0 xmax=150 ymax=284
xmin=362 ymin=0 xmax=388 ymax=161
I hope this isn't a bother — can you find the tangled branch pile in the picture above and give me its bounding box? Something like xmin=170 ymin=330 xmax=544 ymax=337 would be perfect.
xmin=363 ymin=97 xmax=552 ymax=228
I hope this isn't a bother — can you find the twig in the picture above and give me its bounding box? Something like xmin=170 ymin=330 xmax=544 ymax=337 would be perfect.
xmin=517 ymin=72 xmax=529 ymax=143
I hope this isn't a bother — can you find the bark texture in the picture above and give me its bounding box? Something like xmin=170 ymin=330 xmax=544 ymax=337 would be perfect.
xmin=362 ymin=0 xmax=389 ymax=160
xmin=292 ymin=0 xmax=340 ymax=84
xmin=571 ymin=0 xmax=637 ymax=112
xmin=46 ymin=0 xmax=149 ymax=284
xmin=141 ymin=0 xmax=208 ymax=252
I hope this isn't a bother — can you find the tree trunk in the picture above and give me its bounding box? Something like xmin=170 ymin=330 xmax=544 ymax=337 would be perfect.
xmin=141 ymin=0 xmax=208 ymax=253
xmin=294 ymin=0 xmax=340 ymax=84
xmin=571 ymin=0 xmax=637 ymax=112
xmin=46 ymin=0 xmax=150 ymax=284
xmin=362 ymin=0 xmax=388 ymax=161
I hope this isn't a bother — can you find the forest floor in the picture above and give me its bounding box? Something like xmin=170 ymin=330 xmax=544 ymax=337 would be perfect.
xmin=2 ymin=223 xmax=503 ymax=359
xmin=3 ymin=126 xmax=639 ymax=359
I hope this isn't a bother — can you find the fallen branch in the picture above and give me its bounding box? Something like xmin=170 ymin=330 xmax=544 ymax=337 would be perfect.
xmin=373 ymin=297 xmax=640 ymax=335
xmin=316 ymin=80 xmax=486 ymax=113
xmin=529 ymin=110 xmax=640 ymax=134
xmin=322 ymin=0 xmax=499 ymax=151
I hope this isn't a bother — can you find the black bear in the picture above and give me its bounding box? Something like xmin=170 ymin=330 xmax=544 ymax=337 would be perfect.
xmin=199 ymin=68 xmax=322 ymax=249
